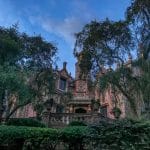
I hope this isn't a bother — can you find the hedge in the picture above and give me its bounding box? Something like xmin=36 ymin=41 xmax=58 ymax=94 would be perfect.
xmin=0 ymin=125 xmax=88 ymax=150
xmin=88 ymin=119 xmax=150 ymax=150
xmin=6 ymin=118 xmax=46 ymax=128
xmin=0 ymin=119 xmax=150 ymax=150
xmin=68 ymin=121 xmax=87 ymax=126
xmin=0 ymin=125 xmax=60 ymax=150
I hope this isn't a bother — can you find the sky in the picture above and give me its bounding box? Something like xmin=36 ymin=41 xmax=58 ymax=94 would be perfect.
xmin=0 ymin=0 xmax=131 ymax=76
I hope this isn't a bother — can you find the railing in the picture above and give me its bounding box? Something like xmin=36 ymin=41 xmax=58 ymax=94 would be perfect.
xmin=42 ymin=112 xmax=105 ymax=127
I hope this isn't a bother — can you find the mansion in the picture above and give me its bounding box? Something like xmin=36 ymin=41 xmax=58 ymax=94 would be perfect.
xmin=14 ymin=52 xmax=143 ymax=126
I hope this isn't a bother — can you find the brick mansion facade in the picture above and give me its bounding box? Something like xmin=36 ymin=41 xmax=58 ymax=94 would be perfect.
xmin=14 ymin=52 xmax=143 ymax=125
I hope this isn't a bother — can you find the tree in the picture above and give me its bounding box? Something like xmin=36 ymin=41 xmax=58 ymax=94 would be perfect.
xmin=30 ymin=68 xmax=56 ymax=120
xmin=74 ymin=19 xmax=133 ymax=78
xmin=0 ymin=25 xmax=57 ymax=121
xmin=0 ymin=25 xmax=22 ymax=65
xmin=0 ymin=65 xmax=35 ymax=122
xmin=21 ymin=34 xmax=57 ymax=120
xmin=126 ymin=0 xmax=150 ymax=118
xmin=126 ymin=0 xmax=150 ymax=59
xmin=74 ymin=0 xmax=150 ymax=118
xmin=20 ymin=33 xmax=57 ymax=70
xmin=73 ymin=19 xmax=139 ymax=117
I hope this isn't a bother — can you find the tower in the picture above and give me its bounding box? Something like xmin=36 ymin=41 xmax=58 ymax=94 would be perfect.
xmin=74 ymin=52 xmax=89 ymax=97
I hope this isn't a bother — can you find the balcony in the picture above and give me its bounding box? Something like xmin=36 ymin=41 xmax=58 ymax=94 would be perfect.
xmin=42 ymin=112 xmax=105 ymax=127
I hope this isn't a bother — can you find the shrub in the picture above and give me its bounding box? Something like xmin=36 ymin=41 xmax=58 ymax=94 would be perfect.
xmin=0 ymin=119 xmax=150 ymax=150
xmin=0 ymin=125 xmax=88 ymax=150
xmin=6 ymin=118 xmax=46 ymax=127
xmin=68 ymin=121 xmax=87 ymax=126
xmin=88 ymin=119 xmax=150 ymax=150
xmin=0 ymin=125 xmax=59 ymax=150
xmin=61 ymin=126 xmax=89 ymax=149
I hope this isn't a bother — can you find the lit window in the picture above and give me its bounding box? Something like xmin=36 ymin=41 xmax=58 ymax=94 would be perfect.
xmin=59 ymin=78 xmax=67 ymax=91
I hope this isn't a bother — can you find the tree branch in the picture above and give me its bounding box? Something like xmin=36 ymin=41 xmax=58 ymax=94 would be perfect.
xmin=5 ymin=100 xmax=31 ymax=121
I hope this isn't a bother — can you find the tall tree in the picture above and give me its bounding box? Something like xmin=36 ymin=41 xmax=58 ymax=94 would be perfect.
xmin=126 ymin=0 xmax=150 ymax=59
xmin=0 ymin=25 xmax=57 ymax=121
xmin=74 ymin=19 xmax=133 ymax=78
xmin=74 ymin=0 xmax=150 ymax=118
xmin=126 ymin=0 xmax=150 ymax=118
xmin=21 ymin=34 xmax=57 ymax=120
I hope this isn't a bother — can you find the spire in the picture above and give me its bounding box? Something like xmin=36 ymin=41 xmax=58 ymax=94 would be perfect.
xmin=63 ymin=62 xmax=67 ymax=70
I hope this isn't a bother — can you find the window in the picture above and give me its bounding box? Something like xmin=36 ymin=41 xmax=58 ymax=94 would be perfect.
xmin=59 ymin=77 xmax=67 ymax=91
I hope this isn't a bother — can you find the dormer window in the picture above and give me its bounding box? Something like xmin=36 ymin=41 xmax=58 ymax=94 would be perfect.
xmin=59 ymin=77 xmax=67 ymax=91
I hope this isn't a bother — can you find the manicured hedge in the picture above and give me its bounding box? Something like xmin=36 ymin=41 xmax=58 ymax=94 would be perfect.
xmin=61 ymin=126 xmax=89 ymax=149
xmin=0 ymin=125 xmax=88 ymax=150
xmin=0 ymin=125 xmax=60 ymax=150
xmin=0 ymin=119 xmax=150 ymax=150
xmin=68 ymin=121 xmax=87 ymax=126
xmin=6 ymin=118 xmax=46 ymax=127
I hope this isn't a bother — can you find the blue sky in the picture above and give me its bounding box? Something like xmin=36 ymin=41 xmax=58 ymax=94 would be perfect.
xmin=0 ymin=0 xmax=131 ymax=76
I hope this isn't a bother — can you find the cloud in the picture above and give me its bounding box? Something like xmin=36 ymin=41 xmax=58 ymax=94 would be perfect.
xmin=0 ymin=0 xmax=97 ymax=47
xmin=28 ymin=0 xmax=97 ymax=47
xmin=30 ymin=16 xmax=83 ymax=46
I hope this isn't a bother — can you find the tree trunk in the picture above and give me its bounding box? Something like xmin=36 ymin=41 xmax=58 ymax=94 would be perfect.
xmin=5 ymin=101 xmax=31 ymax=122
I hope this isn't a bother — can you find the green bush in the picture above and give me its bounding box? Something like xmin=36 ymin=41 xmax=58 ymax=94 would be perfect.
xmin=88 ymin=119 xmax=150 ymax=150
xmin=0 ymin=125 xmax=88 ymax=150
xmin=68 ymin=121 xmax=87 ymax=126
xmin=0 ymin=119 xmax=150 ymax=150
xmin=61 ymin=126 xmax=89 ymax=149
xmin=6 ymin=118 xmax=46 ymax=127
xmin=0 ymin=125 xmax=59 ymax=150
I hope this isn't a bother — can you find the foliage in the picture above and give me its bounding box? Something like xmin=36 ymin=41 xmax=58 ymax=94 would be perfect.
xmin=112 ymin=107 xmax=122 ymax=119
xmin=0 ymin=25 xmax=22 ymax=65
xmin=74 ymin=19 xmax=133 ymax=77
xmin=21 ymin=33 xmax=57 ymax=70
xmin=74 ymin=0 xmax=150 ymax=119
xmin=132 ymin=59 xmax=150 ymax=103
xmin=6 ymin=118 xmax=46 ymax=127
xmin=0 ymin=125 xmax=59 ymax=150
xmin=30 ymin=68 xmax=56 ymax=120
xmin=91 ymin=99 xmax=100 ymax=112
xmin=99 ymin=65 xmax=141 ymax=116
xmin=0 ymin=125 xmax=88 ymax=150
xmin=0 ymin=25 xmax=57 ymax=121
xmin=126 ymin=0 xmax=150 ymax=59
xmin=60 ymin=126 xmax=89 ymax=150
xmin=88 ymin=119 xmax=150 ymax=150
xmin=0 ymin=65 xmax=34 ymax=122
xmin=68 ymin=121 xmax=87 ymax=126
xmin=0 ymin=120 xmax=150 ymax=150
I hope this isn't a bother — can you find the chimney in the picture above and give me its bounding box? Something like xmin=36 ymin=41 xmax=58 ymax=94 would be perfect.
xmin=63 ymin=62 xmax=67 ymax=70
